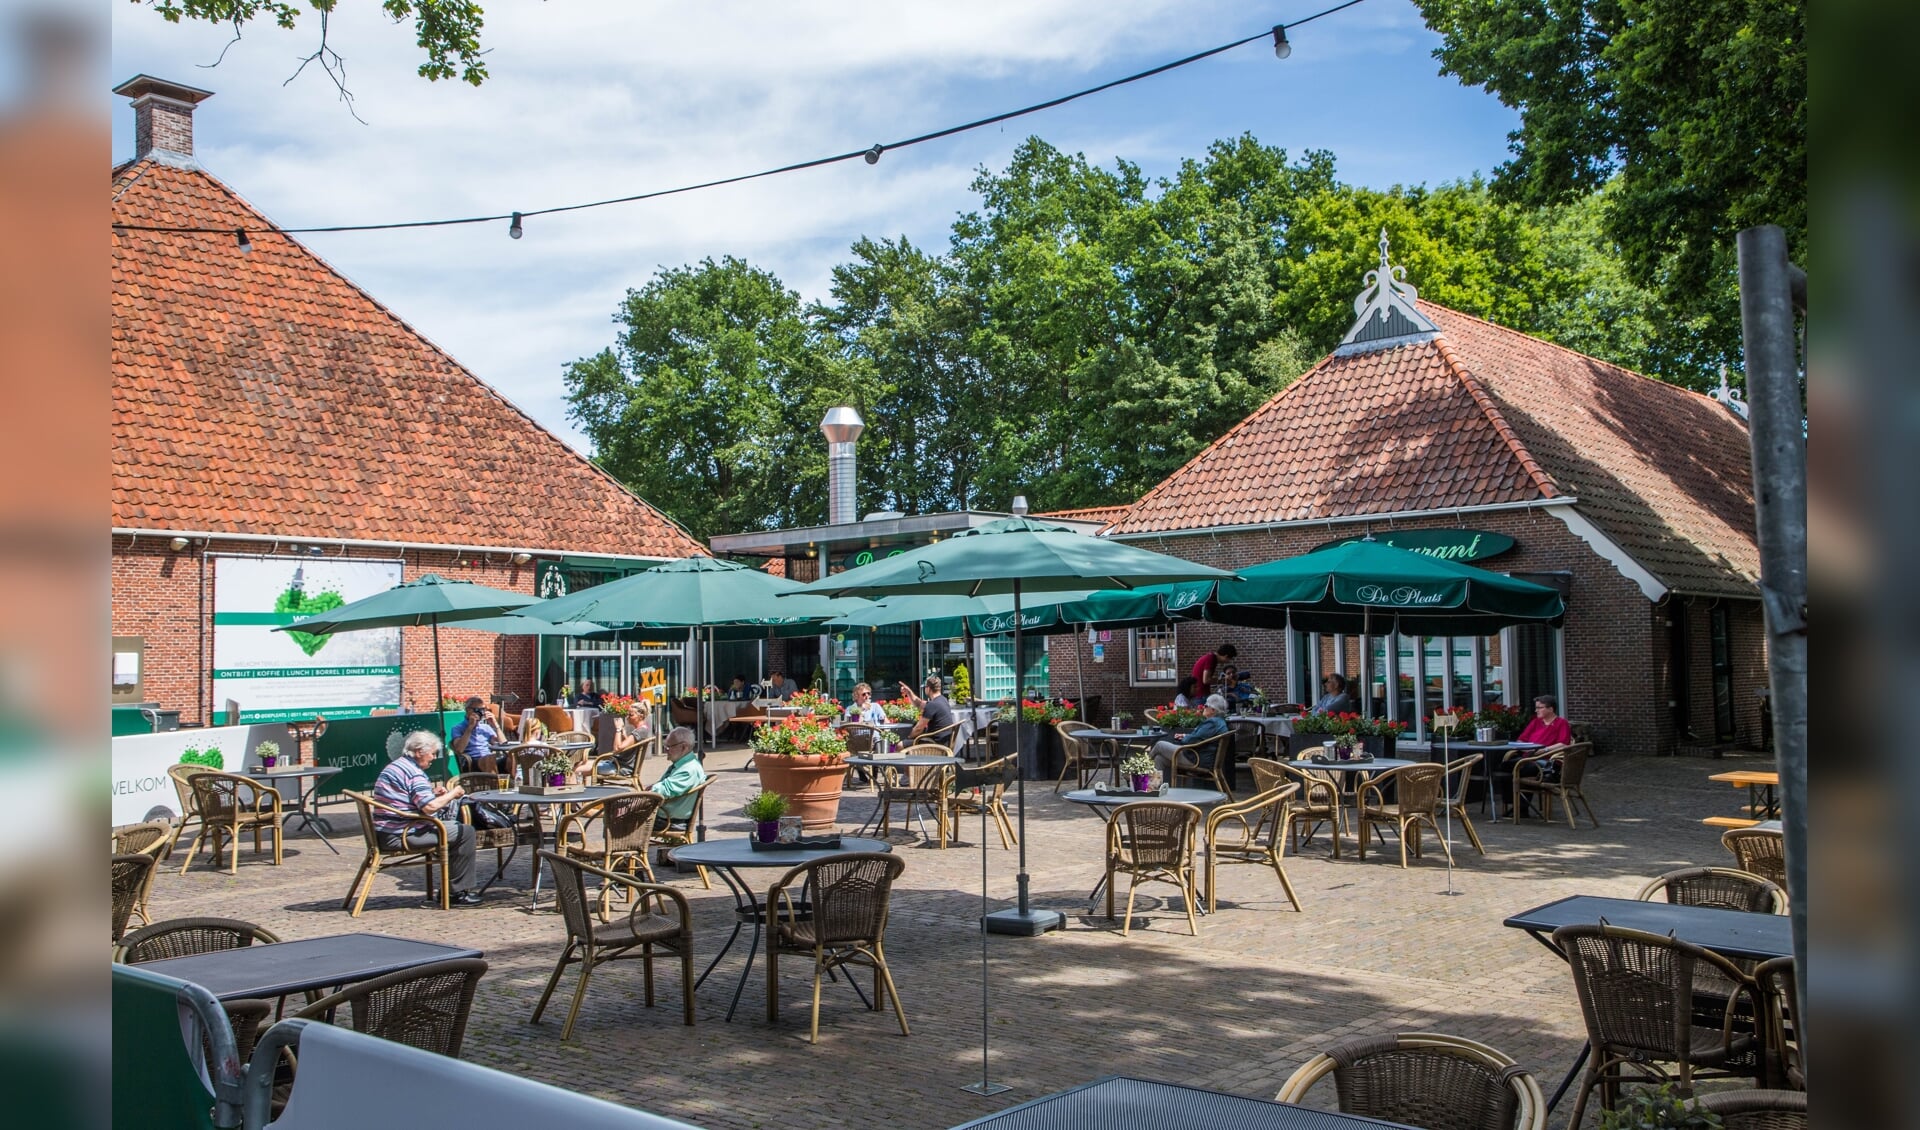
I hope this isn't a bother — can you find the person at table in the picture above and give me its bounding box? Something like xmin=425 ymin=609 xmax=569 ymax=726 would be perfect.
xmin=449 ymin=696 xmax=506 ymax=773
xmin=1498 ymin=695 xmax=1574 ymax=817
xmin=843 ymin=681 xmax=888 ymax=725
xmin=724 ymin=674 xmax=758 ymax=701
xmin=1311 ymin=672 xmax=1356 ymax=715
xmin=373 ymin=731 xmax=481 ymax=907
xmin=570 ymin=677 xmax=604 ymax=710
xmin=1228 ymin=669 xmax=1259 ymax=706
xmin=649 ymin=726 xmax=708 ymax=832
xmin=762 ymin=670 xmax=800 ymax=702
xmin=1190 ymin=643 xmax=1237 ymax=694
xmin=1151 ymin=694 xmax=1231 ymax=776
xmin=1173 ymin=676 xmax=1203 ymax=710
xmin=900 ymin=674 xmax=958 ymax=746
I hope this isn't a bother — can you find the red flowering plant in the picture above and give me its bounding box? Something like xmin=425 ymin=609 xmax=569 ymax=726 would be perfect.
xmin=749 ymin=713 xmax=850 ymax=762
xmin=995 ymin=699 xmax=1052 ymax=724
xmin=786 ymin=688 xmax=840 ymax=715
xmin=599 ymin=692 xmax=636 ymax=718
xmin=1146 ymin=703 xmax=1206 ymax=731
xmin=1293 ymin=711 xmax=1408 ymax=738
xmin=1474 ymin=702 xmax=1528 ymax=738
xmin=879 ymin=696 xmax=920 ymax=723
xmin=1050 ymin=699 xmax=1078 ymax=723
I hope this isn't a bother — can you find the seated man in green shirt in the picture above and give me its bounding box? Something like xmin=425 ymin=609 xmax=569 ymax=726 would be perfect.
xmin=649 ymin=726 xmax=707 ymax=831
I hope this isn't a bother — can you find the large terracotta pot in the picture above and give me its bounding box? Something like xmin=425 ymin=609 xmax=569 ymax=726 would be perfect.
xmin=756 ymin=754 xmax=850 ymax=831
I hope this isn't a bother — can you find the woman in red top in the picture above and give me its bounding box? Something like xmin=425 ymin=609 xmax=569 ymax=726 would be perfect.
xmin=1502 ymin=695 xmax=1572 ymax=816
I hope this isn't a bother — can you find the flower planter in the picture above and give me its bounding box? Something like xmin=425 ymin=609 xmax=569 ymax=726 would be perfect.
xmin=756 ymin=755 xmax=851 ymax=831
xmin=997 ymin=721 xmax=1055 ymax=781
xmin=547 ymin=773 xmax=567 ymax=787
xmin=755 ymin=820 xmax=781 ymax=844
xmin=1132 ymin=773 xmax=1155 ymax=793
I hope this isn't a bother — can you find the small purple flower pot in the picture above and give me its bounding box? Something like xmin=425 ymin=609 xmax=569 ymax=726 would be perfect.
xmin=756 ymin=820 xmax=781 ymax=843
xmin=1133 ymin=773 xmax=1155 ymax=793
xmin=260 ymin=756 xmax=277 ymax=769
xmin=547 ymin=772 xmax=567 ymax=787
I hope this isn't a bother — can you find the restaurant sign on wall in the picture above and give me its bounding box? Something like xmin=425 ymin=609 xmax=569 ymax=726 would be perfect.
xmin=1313 ymin=529 xmax=1516 ymax=563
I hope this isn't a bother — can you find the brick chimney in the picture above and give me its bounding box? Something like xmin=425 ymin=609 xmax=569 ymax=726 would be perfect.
xmin=113 ymin=75 xmax=213 ymax=161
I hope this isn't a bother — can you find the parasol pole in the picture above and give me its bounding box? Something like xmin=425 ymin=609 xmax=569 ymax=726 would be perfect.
xmin=1434 ymin=708 xmax=1461 ymax=896
xmin=431 ymin=612 xmax=448 ymax=746
xmin=984 ymin=579 xmax=1065 ymax=935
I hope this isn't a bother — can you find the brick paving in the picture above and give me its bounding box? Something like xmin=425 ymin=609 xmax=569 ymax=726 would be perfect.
xmin=143 ymin=747 xmax=1776 ymax=1128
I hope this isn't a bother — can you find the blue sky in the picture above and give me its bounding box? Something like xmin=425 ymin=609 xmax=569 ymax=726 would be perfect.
xmin=112 ymin=1 xmax=1519 ymax=452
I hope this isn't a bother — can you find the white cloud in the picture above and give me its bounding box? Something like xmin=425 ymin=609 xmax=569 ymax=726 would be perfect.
xmin=113 ymin=0 xmax=1514 ymax=453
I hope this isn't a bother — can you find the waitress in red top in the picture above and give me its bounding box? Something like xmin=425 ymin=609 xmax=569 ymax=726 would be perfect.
xmin=1503 ymin=696 xmax=1573 ymax=817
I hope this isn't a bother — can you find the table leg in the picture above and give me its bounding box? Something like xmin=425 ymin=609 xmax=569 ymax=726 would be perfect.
xmin=687 ymin=865 xmax=763 ymax=1023
xmin=280 ymin=780 xmax=340 ymax=854
xmin=1545 ymin=1041 xmax=1591 ymax=1112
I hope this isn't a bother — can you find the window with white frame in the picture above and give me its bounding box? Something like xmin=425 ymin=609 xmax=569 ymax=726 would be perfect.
xmin=1130 ymin=627 xmax=1178 ymax=685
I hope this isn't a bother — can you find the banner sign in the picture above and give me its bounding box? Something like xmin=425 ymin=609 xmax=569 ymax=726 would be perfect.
xmin=1311 ymin=529 xmax=1516 ymax=563
xmin=311 ymin=712 xmax=451 ymax=797
xmin=212 ymin=556 xmax=404 ymax=723
xmin=110 ymin=722 xmax=292 ymax=825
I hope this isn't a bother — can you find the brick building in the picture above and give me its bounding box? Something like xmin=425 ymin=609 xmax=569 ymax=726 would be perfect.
xmin=110 ymin=77 xmax=703 ymax=725
xmin=1061 ymin=238 xmax=1764 ymax=757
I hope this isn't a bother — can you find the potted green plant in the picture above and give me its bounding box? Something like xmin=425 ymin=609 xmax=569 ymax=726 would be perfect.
xmin=752 ymin=714 xmax=851 ymax=830
xmin=1119 ymin=750 xmax=1157 ymax=793
xmin=254 ymin=739 xmax=281 ymax=770
xmin=742 ymin=790 xmax=790 ymax=843
xmin=1597 ymin=1083 xmax=1723 ymax=1129
xmin=950 ymin=663 xmax=971 ymax=705
xmin=786 ymin=688 xmax=840 ymax=716
xmin=536 ymin=750 xmax=573 ymax=788
xmin=180 ymin=744 xmax=224 ymax=770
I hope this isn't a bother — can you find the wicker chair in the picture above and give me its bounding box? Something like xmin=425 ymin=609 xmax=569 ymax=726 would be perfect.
xmin=1356 ymin=763 xmax=1453 ymax=869
xmin=1695 ymin=1089 xmax=1807 ymax=1128
xmin=164 ymin=763 xmax=208 ymax=861
xmin=1753 ymin=957 xmax=1802 ymax=1090
xmin=651 ymin=779 xmax=713 ymax=889
xmin=1229 ymin=718 xmax=1274 ymax=762
xmin=1638 ymin=867 xmax=1786 ymax=914
xmin=555 ymin=791 xmax=665 ymax=920
xmin=765 ymin=852 xmax=909 ymax=1043
xmin=1168 ymin=732 xmax=1236 ymax=799
xmin=1105 ymin=800 xmax=1203 ymax=936
xmin=115 ymin=915 xmax=282 ymax=964
xmin=112 ymin=820 xmax=171 ymax=927
xmin=944 ymin=754 xmax=1020 ymax=849
xmin=875 ymin=743 xmax=955 ymax=848
xmin=1276 ymin=1032 xmax=1547 ymax=1130
xmin=341 ymin=789 xmax=450 ymax=916
xmin=1722 ymin=827 xmax=1788 ymax=889
xmin=290 ymin=957 xmax=488 ymax=1057
xmin=1253 ymin=758 xmax=1347 ymax=856
xmin=1203 ymin=782 xmax=1302 ymax=914
xmin=1553 ymin=922 xmax=1762 ymax=1129
xmin=1054 ymin=725 xmax=1114 ymax=792
xmin=1438 ymin=754 xmax=1487 ymax=855
xmin=177 ymin=771 xmax=284 ymax=875
xmin=667 ymin=697 xmax=700 ymax=733
xmin=532 ymin=849 xmax=694 ymax=1039
xmin=112 ymin=853 xmax=157 ymax=943
xmin=918 ymin=720 xmax=965 ymax=751
xmin=1511 ymin=741 xmax=1598 ymax=827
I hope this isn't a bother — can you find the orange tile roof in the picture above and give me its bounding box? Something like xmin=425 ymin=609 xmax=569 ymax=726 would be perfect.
xmin=1036 ymin=505 xmax=1131 ymax=532
xmin=111 ymin=157 xmax=703 ymax=560
xmin=1107 ymin=301 xmax=1758 ymax=597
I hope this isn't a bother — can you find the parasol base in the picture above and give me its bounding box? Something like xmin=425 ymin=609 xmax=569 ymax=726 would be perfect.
xmin=983 ymin=908 xmax=1066 ymax=936
xmin=960 ymin=1082 xmax=1013 ymax=1097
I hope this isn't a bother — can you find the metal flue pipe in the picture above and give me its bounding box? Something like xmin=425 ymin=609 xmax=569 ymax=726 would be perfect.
xmin=821 ymin=406 xmax=865 ymax=526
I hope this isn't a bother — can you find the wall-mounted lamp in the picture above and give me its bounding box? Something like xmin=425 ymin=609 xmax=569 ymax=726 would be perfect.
xmin=309 ymin=546 xmax=324 ymax=557
xmin=511 ymin=552 xmax=532 ymax=565
xmin=169 ymin=536 xmax=189 ymax=552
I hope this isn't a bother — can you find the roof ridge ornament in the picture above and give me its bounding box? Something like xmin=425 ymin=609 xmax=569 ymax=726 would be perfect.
xmin=1335 ymin=228 xmax=1441 ymax=356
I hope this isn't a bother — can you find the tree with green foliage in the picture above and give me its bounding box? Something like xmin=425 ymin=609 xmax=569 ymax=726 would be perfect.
xmin=564 ymin=256 xmax=829 ymax=542
xmin=1414 ymin=0 xmax=1803 ymax=362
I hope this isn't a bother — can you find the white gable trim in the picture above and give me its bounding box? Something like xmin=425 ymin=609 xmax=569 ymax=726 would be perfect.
xmin=1551 ymin=509 xmax=1668 ymax=600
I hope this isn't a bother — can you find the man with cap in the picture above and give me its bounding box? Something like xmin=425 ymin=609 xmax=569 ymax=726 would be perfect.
xmin=1151 ymin=693 xmax=1231 ymax=777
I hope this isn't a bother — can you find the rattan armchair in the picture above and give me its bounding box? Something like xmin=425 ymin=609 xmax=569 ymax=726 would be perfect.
xmin=1553 ymin=922 xmax=1762 ymax=1129
xmin=651 ymin=778 xmax=713 ymax=889
xmin=1105 ymin=800 xmax=1203 ymax=936
xmin=555 ymin=791 xmax=665 ymax=920
xmin=112 ymin=820 xmax=171 ymax=927
xmin=875 ymin=743 xmax=955 ymax=848
xmin=1439 ymin=754 xmax=1487 ymax=855
xmin=1754 ymin=957 xmax=1802 ymax=1090
xmin=532 ymin=849 xmax=694 ymax=1039
xmin=179 ymin=771 xmax=285 ymax=875
xmin=115 ymin=915 xmax=282 ymax=964
xmin=765 ymin=851 xmax=908 ymax=1043
xmin=1356 ymin=763 xmax=1454 ymax=869
xmin=1722 ymin=827 xmax=1788 ymax=889
xmin=1168 ymin=732 xmax=1236 ymax=799
xmin=290 ymin=957 xmax=488 ymax=1057
xmin=1276 ymin=1032 xmax=1547 ymax=1130
xmin=341 ymin=789 xmax=450 ymax=915
xmin=1054 ymin=725 xmax=1114 ymax=792
xmin=1253 ymin=757 xmax=1346 ymax=856
xmin=1229 ymin=718 xmax=1275 ymax=762
xmin=944 ymin=754 xmax=1020 ymax=849
xmin=112 ymin=853 xmax=157 ymax=943
xmin=1203 ymin=782 xmax=1302 ymax=914
xmin=534 ymin=704 xmax=575 ymax=733
xmin=1638 ymin=867 xmax=1786 ymax=914
xmin=1511 ymin=741 xmax=1598 ymax=827
xmin=1695 ymin=1089 xmax=1808 ymax=1128
xmin=918 ymin=720 xmax=965 ymax=751
xmin=164 ymin=763 xmax=207 ymax=861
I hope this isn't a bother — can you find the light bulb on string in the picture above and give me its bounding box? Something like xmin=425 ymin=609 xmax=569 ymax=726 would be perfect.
xmin=509 ymin=212 xmax=524 ymax=240
xmin=1271 ymin=25 xmax=1292 ymax=59
xmin=864 ymin=144 xmax=883 ymax=165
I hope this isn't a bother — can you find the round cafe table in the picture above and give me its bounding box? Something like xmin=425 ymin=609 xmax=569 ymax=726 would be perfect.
xmin=670 ymin=835 xmax=892 ymax=1022
xmin=845 ymin=753 xmax=962 ymax=841
xmin=461 ymin=785 xmax=623 ymax=909
xmin=1075 ymin=729 xmax=1169 ymax=787
xmin=244 ymin=764 xmax=342 ymax=852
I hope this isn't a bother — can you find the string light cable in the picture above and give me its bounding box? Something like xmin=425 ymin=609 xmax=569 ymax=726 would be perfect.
xmin=113 ymin=1 xmax=1369 ymax=242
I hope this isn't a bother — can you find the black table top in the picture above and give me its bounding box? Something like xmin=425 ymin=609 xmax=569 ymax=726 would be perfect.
xmin=1080 ymin=729 xmax=1168 ymax=742
xmin=1063 ymin=787 xmax=1226 ymax=808
xmin=948 ymin=1076 xmax=1415 ymax=1130
xmin=671 ymin=835 xmax=891 ymax=868
xmin=1504 ymin=894 xmax=1793 ymax=961
xmin=136 ymin=933 xmax=483 ymax=1001
xmin=245 ymin=765 xmax=342 ymax=780
xmin=846 ymin=754 xmax=961 ymax=768
xmin=1290 ymin=757 xmax=1424 ymax=773
xmin=463 ymin=785 xmax=624 ymax=806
